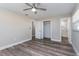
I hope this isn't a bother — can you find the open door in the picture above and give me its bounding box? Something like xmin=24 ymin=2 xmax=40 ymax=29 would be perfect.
xmin=32 ymin=21 xmax=35 ymax=40
xmin=43 ymin=21 xmax=51 ymax=40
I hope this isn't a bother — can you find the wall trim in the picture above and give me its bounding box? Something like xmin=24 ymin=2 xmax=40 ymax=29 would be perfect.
xmin=51 ymin=39 xmax=61 ymax=42
xmin=72 ymin=44 xmax=79 ymax=56
xmin=0 ymin=39 xmax=31 ymax=50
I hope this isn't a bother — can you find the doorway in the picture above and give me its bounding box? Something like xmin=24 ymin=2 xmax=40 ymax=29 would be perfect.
xmin=43 ymin=21 xmax=51 ymax=41
xmin=60 ymin=18 xmax=70 ymax=44
xmin=32 ymin=21 xmax=35 ymax=40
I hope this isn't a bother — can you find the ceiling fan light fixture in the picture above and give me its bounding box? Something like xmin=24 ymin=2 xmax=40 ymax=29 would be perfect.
xmin=32 ymin=8 xmax=36 ymax=12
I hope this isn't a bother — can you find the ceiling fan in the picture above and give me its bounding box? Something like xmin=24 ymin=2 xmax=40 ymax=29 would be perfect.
xmin=23 ymin=3 xmax=47 ymax=14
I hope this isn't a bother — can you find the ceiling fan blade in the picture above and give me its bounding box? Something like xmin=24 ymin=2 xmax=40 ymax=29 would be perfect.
xmin=23 ymin=8 xmax=32 ymax=11
xmin=36 ymin=8 xmax=47 ymax=11
xmin=25 ymin=3 xmax=33 ymax=7
xmin=32 ymin=3 xmax=36 ymax=8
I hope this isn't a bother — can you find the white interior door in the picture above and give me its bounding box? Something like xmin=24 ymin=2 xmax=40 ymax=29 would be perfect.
xmin=35 ymin=21 xmax=43 ymax=39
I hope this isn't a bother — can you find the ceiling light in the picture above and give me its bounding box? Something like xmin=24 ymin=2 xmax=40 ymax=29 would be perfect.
xmin=32 ymin=8 xmax=36 ymax=12
xmin=77 ymin=25 xmax=79 ymax=30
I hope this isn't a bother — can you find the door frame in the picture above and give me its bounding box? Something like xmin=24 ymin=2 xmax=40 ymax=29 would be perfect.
xmin=60 ymin=17 xmax=72 ymax=44
xmin=42 ymin=20 xmax=51 ymax=39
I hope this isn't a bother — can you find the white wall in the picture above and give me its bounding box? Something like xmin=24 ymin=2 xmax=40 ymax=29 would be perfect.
xmin=60 ymin=18 xmax=68 ymax=37
xmin=0 ymin=9 xmax=32 ymax=50
xmin=51 ymin=18 xmax=61 ymax=42
xmin=72 ymin=6 xmax=79 ymax=55
xmin=67 ymin=17 xmax=72 ymax=44
xmin=60 ymin=17 xmax=72 ymax=44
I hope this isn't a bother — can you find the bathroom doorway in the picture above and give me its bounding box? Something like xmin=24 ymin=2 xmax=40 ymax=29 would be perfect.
xmin=43 ymin=21 xmax=51 ymax=41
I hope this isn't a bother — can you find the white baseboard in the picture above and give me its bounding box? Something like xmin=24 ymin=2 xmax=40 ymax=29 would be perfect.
xmin=72 ymin=44 xmax=79 ymax=56
xmin=51 ymin=39 xmax=61 ymax=42
xmin=0 ymin=39 xmax=31 ymax=50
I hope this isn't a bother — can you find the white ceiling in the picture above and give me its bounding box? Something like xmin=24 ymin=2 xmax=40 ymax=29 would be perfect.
xmin=0 ymin=3 xmax=76 ymax=19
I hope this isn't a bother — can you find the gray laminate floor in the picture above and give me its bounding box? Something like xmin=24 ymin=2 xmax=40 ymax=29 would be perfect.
xmin=0 ymin=39 xmax=76 ymax=56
